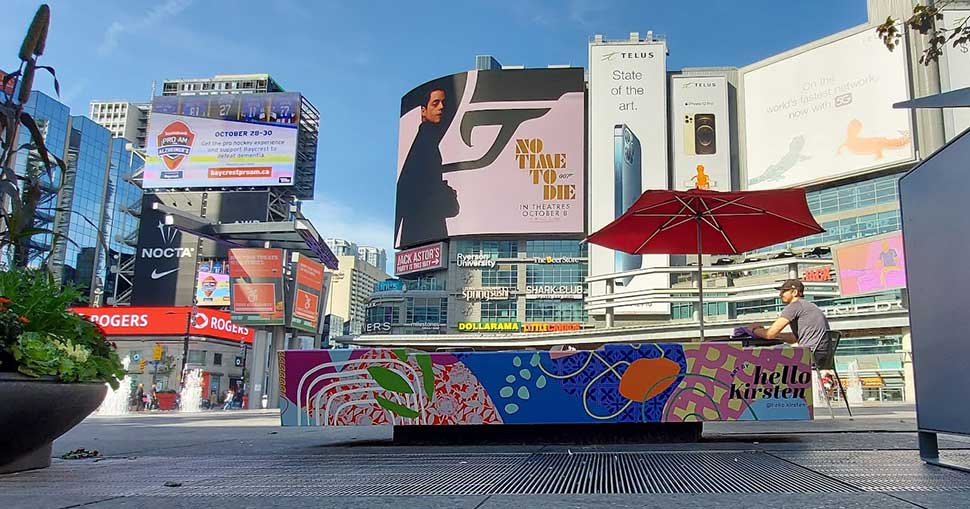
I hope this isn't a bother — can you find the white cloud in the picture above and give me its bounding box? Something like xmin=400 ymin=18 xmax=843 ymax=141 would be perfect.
xmin=99 ymin=0 xmax=194 ymax=56
xmin=300 ymin=197 xmax=395 ymax=273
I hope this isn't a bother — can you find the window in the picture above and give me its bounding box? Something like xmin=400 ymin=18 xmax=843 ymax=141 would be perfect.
xmin=525 ymin=300 xmax=586 ymax=322
xmin=481 ymin=300 xmax=517 ymax=322
xmin=213 ymin=353 xmax=223 ymax=366
xmin=526 ymin=240 xmax=587 ymax=258
xmin=366 ymin=305 xmax=400 ymax=324
xmin=456 ymin=240 xmax=517 ymax=258
xmin=187 ymin=350 xmax=206 ymax=365
xmin=526 ymin=263 xmax=587 ymax=285
xmin=406 ymin=297 xmax=447 ymax=324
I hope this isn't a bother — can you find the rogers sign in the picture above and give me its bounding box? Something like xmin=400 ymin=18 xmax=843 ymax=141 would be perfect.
xmin=395 ymin=242 xmax=445 ymax=276
xmin=72 ymin=306 xmax=253 ymax=344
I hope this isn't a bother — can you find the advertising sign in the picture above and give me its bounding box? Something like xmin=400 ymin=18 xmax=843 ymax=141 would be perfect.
xmin=196 ymin=271 xmax=230 ymax=306
xmin=743 ymin=28 xmax=913 ymax=190
xmin=522 ymin=322 xmax=582 ymax=332
xmin=291 ymin=254 xmax=325 ymax=333
xmin=131 ymin=193 xmax=201 ymax=306
xmin=588 ymin=39 xmax=670 ymax=315
xmin=671 ymin=75 xmax=731 ymax=191
xmin=458 ymin=322 xmax=522 ymax=332
xmin=941 ymin=10 xmax=970 ymax=141
xmin=72 ymin=306 xmax=253 ymax=343
xmin=395 ymin=68 xmax=585 ymax=249
xmin=143 ymin=92 xmax=300 ymax=189
xmin=833 ymin=231 xmax=906 ymax=298
xmin=395 ymin=242 xmax=446 ymax=276
xmin=228 ymin=248 xmax=285 ymax=325
xmin=525 ymin=284 xmax=584 ymax=299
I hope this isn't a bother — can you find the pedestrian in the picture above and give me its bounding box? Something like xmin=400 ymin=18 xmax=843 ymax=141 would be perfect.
xmin=135 ymin=384 xmax=145 ymax=412
xmin=223 ymin=389 xmax=235 ymax=411
xmin=749 ymin=279 xmax=833 ymax=367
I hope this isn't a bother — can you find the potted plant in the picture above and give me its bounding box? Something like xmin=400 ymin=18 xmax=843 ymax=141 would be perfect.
xmin=0 ymin=5 xmax=126 ymax=474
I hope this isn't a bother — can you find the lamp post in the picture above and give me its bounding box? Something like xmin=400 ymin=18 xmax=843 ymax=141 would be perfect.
xmin=179 ymin=300 xmax=198 ymax=386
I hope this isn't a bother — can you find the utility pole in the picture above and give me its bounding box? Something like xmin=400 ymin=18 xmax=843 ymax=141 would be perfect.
xmin=179 ymin=301 xmax=197 ymax=386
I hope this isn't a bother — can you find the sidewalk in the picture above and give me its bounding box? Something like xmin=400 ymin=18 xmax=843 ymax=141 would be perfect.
xmin=1 ymin=404 xmax=968 ymax=508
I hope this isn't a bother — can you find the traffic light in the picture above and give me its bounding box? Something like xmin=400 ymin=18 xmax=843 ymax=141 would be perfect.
xmin=139 ymin=359 xmax=147 ymax=371
xmin=153 ymin=344 xmax=163 ymax=361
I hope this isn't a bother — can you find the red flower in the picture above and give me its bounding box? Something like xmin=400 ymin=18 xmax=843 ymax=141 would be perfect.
xmin=0 ymin=297 xmax=12 ymax=305
xmin=17 ymin=316 xmax=29 ymax=325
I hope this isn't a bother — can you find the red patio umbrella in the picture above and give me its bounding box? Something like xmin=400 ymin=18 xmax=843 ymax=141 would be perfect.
xmin=586 ymin=188 xmax=824 ymax=339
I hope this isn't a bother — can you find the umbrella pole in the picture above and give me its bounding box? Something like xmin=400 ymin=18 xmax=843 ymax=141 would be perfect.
xmin=696 ymin=218 xmax=705 ymax=341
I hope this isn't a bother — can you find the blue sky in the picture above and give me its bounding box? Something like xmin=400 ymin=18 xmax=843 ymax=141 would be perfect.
xmin=3 ymin=0 xmax=868 ymax=271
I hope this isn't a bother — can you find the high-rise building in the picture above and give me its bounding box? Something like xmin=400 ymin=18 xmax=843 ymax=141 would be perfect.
xmin=357 ymin=246 xmax=387 ymax=271
xmin=324 ymin=238 xmax=359 ymax=258
xmin=325 ymin=255 xmax=390 ymax=336
xmin=102 ymin=141 xmax=144 ymax=305
xmin=89 ymin=101 xmax=150 ymax=148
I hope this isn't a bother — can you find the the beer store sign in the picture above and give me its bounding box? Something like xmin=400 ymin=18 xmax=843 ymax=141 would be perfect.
xmin=525 ymin=284 xmax=584 ymax=299
xmin=461 ymin=287 xmax=513 ymax=301
xmin=456 ymin=253 xmax=497 ymax=268
xmin=531 ymin=256 xmax=582 ymax=264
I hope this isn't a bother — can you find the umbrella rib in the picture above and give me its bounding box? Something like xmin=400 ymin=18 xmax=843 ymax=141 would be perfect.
xmin=729 ymin=200 xmax=824 ymax=231
xmin=631 ymin=197 xmax=681 ymax=214
xmin=698 ymin=197 xmax=738 ymax=254
xmin=632 ymin=198 xmax=694 ymax=253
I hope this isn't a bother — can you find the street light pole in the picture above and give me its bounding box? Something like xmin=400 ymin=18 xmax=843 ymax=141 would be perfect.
xmin=180 ymin=301 xmax=197 ymax=386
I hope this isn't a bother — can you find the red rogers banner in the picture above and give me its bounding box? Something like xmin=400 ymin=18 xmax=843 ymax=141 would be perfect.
xmin=395 ymin=242 xmax=446 ymax=276
xmin=72 ymin=306 xmax=254 ymax=344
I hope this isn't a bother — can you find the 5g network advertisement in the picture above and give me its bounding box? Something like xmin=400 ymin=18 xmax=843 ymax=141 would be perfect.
xmin=143 ymin=92 xmax=301 ymax=189
xmin=588 ymin=40 xmax=670 ymax=315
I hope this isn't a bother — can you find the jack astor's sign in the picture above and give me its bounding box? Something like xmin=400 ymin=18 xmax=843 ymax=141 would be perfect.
xmin=395 ymin=242 xmax=446 ymax=276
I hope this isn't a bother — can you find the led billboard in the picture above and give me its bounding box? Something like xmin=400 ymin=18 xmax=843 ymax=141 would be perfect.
xmin=290 ymin=254 xmax=325 ymax=333
xmin=143 ymin=93 xmax=300 ymax=189
xmin=395 ymin=68 xmax=585 ymax=249
xmin=228 ymin=248 xmax=285 ymax=325
xmin=833 ymin=231 xmax=906 ymax=298
xmin=743 ymin=28 xmax=913 ymax=190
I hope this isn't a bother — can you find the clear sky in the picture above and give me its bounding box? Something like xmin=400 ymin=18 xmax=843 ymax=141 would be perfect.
xmin=3 ymin=0 xmax=869 ymax=272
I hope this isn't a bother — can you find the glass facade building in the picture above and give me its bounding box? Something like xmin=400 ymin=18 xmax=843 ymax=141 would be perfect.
xmin=102 ymin=140 xmax=143 ymax=303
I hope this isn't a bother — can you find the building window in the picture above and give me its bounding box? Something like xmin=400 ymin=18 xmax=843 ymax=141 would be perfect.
xmin=481 ymin=300 xmax=517 ymax=322
xmin=406 ymin=297 xmax=447 ymax=324
xmin=525 ymin=299 xmax=587 ymax=322
xmin=187 ymin=350 xmax=206 ymax=365
xmin=526 ymin=240 xmax=587 ymax=258
xmin=366 ymin=305 xmax=400 ymax=324
xmin=456 ymin=240 xmax=517 ymax=258
xmin=213 ymin=353 xmax=222 ymax=366
xmin=482 ymin=264 xmax=517 ymax=287
xmin=526 ymin=263 xmax=587 ymax=285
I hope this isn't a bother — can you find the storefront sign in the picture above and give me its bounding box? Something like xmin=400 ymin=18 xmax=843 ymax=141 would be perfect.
xmin=522 ymin=322 xmax=583 ymax=333
xmin=396 ymin=242 xmax=446 ymax=275
xmin=458 ymin=322 xmax=522 ymax=332
xmin=364 ymin=322 xmax=392 ymax=334
xmin=525 ymin=284 xmax=584 ymax=299
xmin=861 ymin=376 xmax=884 ymax=388
xmin=531 ymin=256 xmax=582 ymax=264
xmin=72 ymin=306 xmax=254 ymax=343
xmin=461 ymin=287 xmax=513 ymax=301
xmin=404 ymin=322 xmax=444 ymax=330
xmin=229 ymin=248 xmax=285 ymax=325
xmin=821 ymin=300 xmax=903 ymax=317
xmin=456 ymin=253 xmax=497 ymax=269
xmin=290 ymin=255 xmax=325 ymax=333
xmin=375 ymin=279 xmax=406 ymax=293
xmin=802 ymin=266 xmax=832 ymax=282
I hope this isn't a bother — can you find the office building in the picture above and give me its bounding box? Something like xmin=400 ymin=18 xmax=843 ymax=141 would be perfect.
xmin=358 ymin=246 xmax=387 ymax=271
xmin=89 ymin=101 xmax=150 ymax=148
xmin=326 ymin=255 xmax=390 ymax=336
xmin=324 ymin=238 xmax=359 ymax=258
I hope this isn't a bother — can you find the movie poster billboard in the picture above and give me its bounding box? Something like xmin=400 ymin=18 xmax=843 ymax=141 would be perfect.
xmin=291 ymin=254 xmax=324 ymax=333
xmin=833 ymin=231 xmax=907 ymax=298
xmin=743 ymin=29 xmax=913 ymax=190
xmin=671 ymin=74 xmax=732 ymax=191
xmin=143 ymin=92 xmax=300 ymax=189
xmin=228 ymin=248 xmax=285 ymax=325
xmin=395 ymin=68 xmax=585 ymax=250
xmin=588 ymin=39 xmax=670 ymax=315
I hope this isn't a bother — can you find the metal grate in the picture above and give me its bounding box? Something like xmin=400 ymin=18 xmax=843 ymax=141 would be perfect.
xmin=771 ymin=450 xmax=970 ymax=492
xmin=490 ymin=451 xmax=856 ymax=494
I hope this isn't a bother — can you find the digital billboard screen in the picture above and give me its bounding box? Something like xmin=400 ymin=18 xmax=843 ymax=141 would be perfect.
xmin=395 ymin=68 xmax=585 ymax=249
xmin=743 ymin=29 xmax=913 ymax=190
xmin=144 ymin=92 xmax=300 ymax=189
xmin=228 ymin=248 xmax=285 ymax=325
xmin=833 ymin=231 xmax=906 ymax=298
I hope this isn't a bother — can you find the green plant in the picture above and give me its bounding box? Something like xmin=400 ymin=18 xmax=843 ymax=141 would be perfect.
xmin=0 ymin=269 xmax=124 ymax=389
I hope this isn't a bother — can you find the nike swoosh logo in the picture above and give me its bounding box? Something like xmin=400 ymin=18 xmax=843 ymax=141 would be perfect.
xmin=151 ymin=268 xmax=179 ymax=279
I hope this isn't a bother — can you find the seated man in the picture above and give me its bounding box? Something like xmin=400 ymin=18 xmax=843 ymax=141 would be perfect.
xmin=749 ymin=279 xmax=833 ymax=367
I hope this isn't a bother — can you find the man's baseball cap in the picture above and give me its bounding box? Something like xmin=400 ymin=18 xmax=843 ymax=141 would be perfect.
xmin=776 ymin=279 xmax=804 ymax=293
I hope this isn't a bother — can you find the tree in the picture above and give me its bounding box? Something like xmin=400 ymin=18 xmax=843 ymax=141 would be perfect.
xmin=877 ymin=1 xmax=970 ymax=65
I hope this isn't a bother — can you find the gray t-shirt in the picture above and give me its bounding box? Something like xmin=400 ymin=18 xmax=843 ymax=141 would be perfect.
xmin=780 ymin=299 xmax=830 ymax=352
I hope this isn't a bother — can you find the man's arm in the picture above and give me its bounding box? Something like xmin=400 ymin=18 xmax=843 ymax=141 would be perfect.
xmin=751 ymin=316 xmax=797 ymax=343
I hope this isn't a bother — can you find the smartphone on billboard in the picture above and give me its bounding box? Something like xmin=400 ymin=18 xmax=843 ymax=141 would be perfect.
xmin=614 ymin=124 xmax=642 ymax=283
xmin=684 ymin=113 xmax=716 ymax=155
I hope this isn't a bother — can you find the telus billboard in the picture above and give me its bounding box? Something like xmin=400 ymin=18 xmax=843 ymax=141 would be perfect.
xmin=743 ymin=28 xmax=913 ymax=190
xmin=394 ymin=68 xmax=585 ymax=249
xmin=588 ymin=39 xmax=670 ymax=315
xmin=143 ymin=92 xmax=301 ymax=189
xmin=671 ymin=74 xmax=732 ymax=191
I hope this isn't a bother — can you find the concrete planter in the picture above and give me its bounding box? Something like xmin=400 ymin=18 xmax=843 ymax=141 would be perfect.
xmin=0 ymin=372 xmax=106 ymax=474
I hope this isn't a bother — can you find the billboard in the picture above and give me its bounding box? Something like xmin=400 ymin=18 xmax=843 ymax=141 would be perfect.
xmin=131 ymin=193 xmax=201 ymax=306
xmin=228 ymin=248 xmax=285 ymax=325
xmin=941 ymin=10 xmax=970 ymax=141
xmin=291 ymin=254 xmax=325 ymax=333
xmin=671 ymin=75 xmax=732 ymax=191
xmin=394 ymin=68 xmax=585 ymax=249
xmin=743 ymin=28 xmax=913 ymax=190
xmin=143 ymin=92 xmax=300 ymax=189
xmin=395 ymin=242 xmax=446 ymax=276
xmin=833 ymin=231 xmax=906 ymax=298
xmin=196 ymin=270 xmax=230 ymax=307
xmin=588 ymin=40 xmax=670 ymax=315
xmin=72 ymin=306 xmax=253 ymax=343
